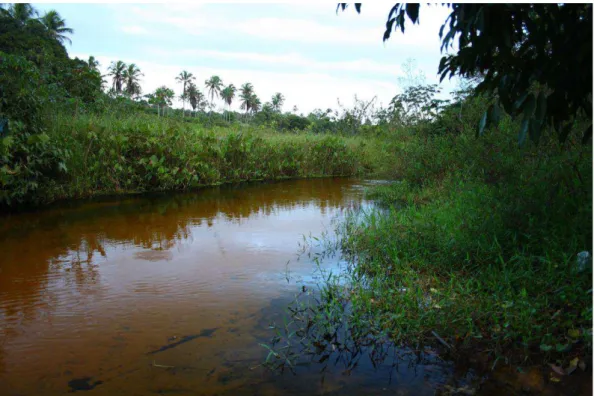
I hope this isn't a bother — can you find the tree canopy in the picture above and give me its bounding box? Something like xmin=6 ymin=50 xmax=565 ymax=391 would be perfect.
xmin=339 ymin=3 xmax=593 ymax=144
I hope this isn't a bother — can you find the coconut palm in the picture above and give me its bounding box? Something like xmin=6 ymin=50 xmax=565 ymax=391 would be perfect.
xmin=186 ymin=82 xmax=205 ymax=114
xmin=123 ymin=63 xmax=143 ymax=98
xmin=40 ymin=10 xmax=73 ymax=45
xmin=239 ymin=83 xmax=254 ymax=114
xmin=271 ymin=92 xmax=285 ymax=113
xmin=249 ymin=94 xmax=261 ymax=113
xmin=107 ymin=60 xmax=126 ymax=94
xmin=4 ymin=3 xmax=37 ymax=26
xmin=205 ymin=75 xmax=223 ymax=108
xmin=221 ymin=84 xmax=236 ymax=109
xmin=221 ymin=84 xmax=236 ymax=121
xmin=175 ymin=70 xmax=195 ymax=115
xmin=88 ymin=56 xmax=99 ymax=72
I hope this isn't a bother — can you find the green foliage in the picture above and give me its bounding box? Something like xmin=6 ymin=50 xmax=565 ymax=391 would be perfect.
xmin=61 ymin=57 xmax=104 ymax=104
xmin=277 ymin=114 xmax=311 ymax=132
xmin=388 ymin=84 xmax=446 ymax=127
xmin=0 ymin=8 xmax=68 ymax=68
xmin=0 ymin=52 xmax=45 ymax=128
xmin=0 ymin=112 xmax=368 ymax=208
xmin=342 ymin=3 xmax=593 ymax=144
xmin=0 ymin=53 xmax=71 ymax=205
xmin=272 ymin=92 xmax=592 ymax=367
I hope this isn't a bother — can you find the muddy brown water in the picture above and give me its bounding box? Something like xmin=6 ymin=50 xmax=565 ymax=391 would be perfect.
xmin=0 ymin=178 xmax=589 ymax=395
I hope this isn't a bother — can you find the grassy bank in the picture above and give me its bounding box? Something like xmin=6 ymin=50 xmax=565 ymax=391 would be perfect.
xmin=266 ymin=104 xmax=592 ymax=371
xmin=1 ymin=113 xmax=377 ymax=208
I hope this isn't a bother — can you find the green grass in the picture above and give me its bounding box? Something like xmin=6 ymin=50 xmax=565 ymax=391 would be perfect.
xmin=1 ymin=112 xmax=379 ymax=207
xmin=265 ymin=113 xmax=592 ymax=369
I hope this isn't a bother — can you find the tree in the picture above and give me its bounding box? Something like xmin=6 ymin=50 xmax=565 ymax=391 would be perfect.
xmin=339 ymin=3 xmax=593 ymax=144
xmin=388 ymin=84 xmax=443 ymax=126
xmin=107 ymin=60 xmax=126 ymax=94
xmin=62 ymin=57 xmax=103 ymax=114
xmin=271 ymin=92 xmax=285 ymax=113
xmin=397 ymin=58 xmax=426 ymax=89
xmin=221 ymin=84 xmax=236 ymax=109
xmin=221 ymin=84 xmax=236 ymax=121
xmin=239 ymin=83 xmax=254 ymax=114
xmin=175 ymin=70 xmax=195 ymax=115
xmin=2 ymin=3 xmax=37 ymax=26
xmin=123 ymin=63 xmax=143 ymax=99
xmin=152 ymin=86 xmax=175 ymax=117
xmin=205 ymin=75 xmax=223 ymax=108
xmin=39 ymin=10 xmax=73 ymax=45
xmin=0 ymin=4 xmax=68 ymax=69
xmin=186 ymin=82 xmax=205 ymax=114
xmin=249 ymin=94 xmax=261 ymax=113
xmin=88 ymin=55 xmax=99 ymax=72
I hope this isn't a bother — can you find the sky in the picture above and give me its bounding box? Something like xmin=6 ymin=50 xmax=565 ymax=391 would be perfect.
xmin=35 ymin=2 xmax=459 ymax=114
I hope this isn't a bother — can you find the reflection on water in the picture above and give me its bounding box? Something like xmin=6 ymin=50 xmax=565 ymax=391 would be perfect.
xmin=0 ymin=178 xmax=495 ymax=395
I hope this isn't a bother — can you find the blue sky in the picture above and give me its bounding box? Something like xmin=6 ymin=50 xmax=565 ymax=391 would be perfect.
xmin=35 ymin=3 xmax=458 ymax=113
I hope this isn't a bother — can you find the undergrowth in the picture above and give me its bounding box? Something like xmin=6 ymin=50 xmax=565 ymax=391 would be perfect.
xmin=265 ymin=101 xmax=592 ymax=371
xmin=1 ymin=112 xmax=377 ymax=208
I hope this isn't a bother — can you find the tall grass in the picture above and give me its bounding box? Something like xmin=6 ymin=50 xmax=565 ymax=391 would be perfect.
xmin=2 ymin=112 xmax=376 ymax=208
xmin=266 ymin=100 xmax=592 ymax=369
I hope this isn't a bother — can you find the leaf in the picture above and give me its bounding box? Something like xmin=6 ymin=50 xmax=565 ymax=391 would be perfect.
xmin=582 ymin=124 xmax=592 ymax=144
xmin=540 ymin=344 xmax=553 ymax=352
xmin=566 ymin=358 xmax=579 ymax=375
xmin=384 ymin=18 xmax=395 ymax=41
xmin=535 ymin=91 xmax=547 ymax=122
xmin=518 ymin=118 xmax=529 ymax=146
xmin=398 ymin=9 xmax=406 ymax=33
xmin=405 ymin=4 xmax=419 ymax=24
xmin=522 ymin=93 xmax=537 ymax=117
xmin=559 ymin=121 xmax=573 ymax=143
xmin=513 ymin=92 xmax=529 ymax=111
xmin=489 ymin=103 xmax=501 ymax=128
xmin=529 ymin=118 xmax=541 ymax=144
xmin=477 ymin=111 xmax=488 ymax=137
xmin=568 ymin=329 xmax=580 ymax=338
xmin=549 ymin=364 xmax=565 ymax=376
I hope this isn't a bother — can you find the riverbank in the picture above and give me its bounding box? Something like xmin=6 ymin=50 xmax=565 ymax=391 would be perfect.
xmin=1 ymin=113 xmax=378 ymax=209
xmin=267 ymin=113 xmax=592 ymax=383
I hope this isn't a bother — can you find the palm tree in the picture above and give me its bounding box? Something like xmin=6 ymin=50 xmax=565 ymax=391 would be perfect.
xmin=154 ymin=86 xmax=175 ymax=117
xmin=205 ymin=75 xmax=223 ymax=108
xmin=249 ymin=94 xmax=261 ymax=113
xmin=4 ymin=3 xmax=37 ymax=26
xmin=88 ymin=56 xmax=99 ymax=72
xmin=123 ymin=63 xmax=143 ymax=99
xmin=107 ymin=60 xmax=127 ymax=94
xmin=175 ymin=70 xmax=195 ymax=116
xmin=221 ymin=84 xmax=236 ymax=121
xmin=271 ymin=92 xmax=285 ymax=113
xmin=40 ymin=10 xmax=73 ymax=45
xmin=239 ymin=83 xmax=254 ymax=115
xmin=186 ymin=82 xmax=205 ymax=115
